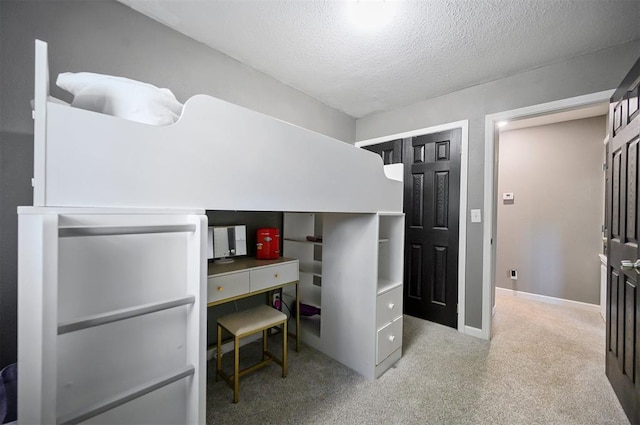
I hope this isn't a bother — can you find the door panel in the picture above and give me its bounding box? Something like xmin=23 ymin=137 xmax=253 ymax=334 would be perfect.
xmin=408 ymin=244 xmax=423 ymax=298
xmin=411 ymin=174 xmax=425 ymax=226
xmin=432 ymin=245 xmax=447 ymax=304
xmin=611 ymin=270 xmax=619 ymax=354
xmin=628 ymin=140 xmax=638 ymax=242
xmin=434 ymin=171 xmax=449 ymax=228
xmin=607 ymin=56 xmax=640 ymax=425
xmin=404 ymin=129 xmax=461 ymax=328
xmin=624 ymin=278 xmax=636 ymax=379
xmin=361 ymin=139 xmax=403 ymax=165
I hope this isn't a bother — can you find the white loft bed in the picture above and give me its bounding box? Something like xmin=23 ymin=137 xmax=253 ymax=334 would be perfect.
xmin=32 ymin=41 xmax=402 ymax=213
xmin=20 ymin=40 xmax=405 ymax=424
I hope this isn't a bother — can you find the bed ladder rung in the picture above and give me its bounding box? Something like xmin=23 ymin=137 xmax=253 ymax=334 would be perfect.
xmin=58 ymin=224 xmax=196 ymax=237
xmin=58 ymin=295 xmax=195 ymax=335
xmin=56 ymin=365 xmax=195 ymax=425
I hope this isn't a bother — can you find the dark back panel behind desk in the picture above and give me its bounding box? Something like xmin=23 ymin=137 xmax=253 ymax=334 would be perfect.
xmin=206 ymin=210 xmax=283 ymax=258
xmin=205 ymin=211 xmax=284 ymax=348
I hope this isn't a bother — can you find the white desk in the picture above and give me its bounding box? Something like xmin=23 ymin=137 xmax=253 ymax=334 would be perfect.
xmin=207 ymin=257 xmax=300 ymax=351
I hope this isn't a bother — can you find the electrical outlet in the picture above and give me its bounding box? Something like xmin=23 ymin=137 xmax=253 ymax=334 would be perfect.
xmin=509 ymin=269 xmax=518 ymax=280
xmin=273 ymin=293 xmax=282 ymax=310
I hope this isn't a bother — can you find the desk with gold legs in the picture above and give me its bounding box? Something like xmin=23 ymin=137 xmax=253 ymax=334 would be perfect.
xmin=207 ymin=257 xmax=300 ymax=352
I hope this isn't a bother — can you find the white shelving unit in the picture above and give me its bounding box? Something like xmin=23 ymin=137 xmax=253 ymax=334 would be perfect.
xmin=299 ymin=261 xmax=323 ymax=277
xmin=283 ymin=213 xmax=323 ymax=349
xmin=283 ymin=211 xmax=404 ymax=380
xmin=374 ymin=213 xmax=404 ymax=370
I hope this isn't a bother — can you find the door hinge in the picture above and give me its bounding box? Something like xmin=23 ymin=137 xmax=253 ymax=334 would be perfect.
xmin=603 ymin=162 xmax=607 ymax=171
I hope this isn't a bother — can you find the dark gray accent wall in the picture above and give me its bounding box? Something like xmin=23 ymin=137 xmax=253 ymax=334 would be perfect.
xmin=0 ymin=132 xmax=33 ymax=368
xmin=0 ymin=0 xmax=355 ymax=138
xmin=356 ymin=40 xmax=640 ymax=329
xmin=0 ymin=0 xmax=354 ymax=369
xmin=206 ymin=210 xmax=283 ymax=259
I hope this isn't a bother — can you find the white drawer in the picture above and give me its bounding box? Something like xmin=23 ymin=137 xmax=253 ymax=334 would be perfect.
xmin=207 ymin=271 xmax=250 ymax=303
xmin=250 ymin=261 xmax=298 ymax=292
xmin=376 ymin=316 xmax=402 ymax=365
xmin=376 ymin=286 xmax=403 ymax=329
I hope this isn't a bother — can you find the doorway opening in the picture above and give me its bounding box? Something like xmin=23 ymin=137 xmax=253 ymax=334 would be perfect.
xmin=483 ymin=90 xmax=614 ymax=339
xmin=494 ymin=104 xmax=608 ymax=316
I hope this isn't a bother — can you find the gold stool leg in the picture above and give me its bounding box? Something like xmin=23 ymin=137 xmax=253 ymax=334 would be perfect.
xmin=263 ymin=329 xmax=268 ymax=361
xmin=216 ymin=324 xmax=222 ymax=382
xmin=282 ymin=320 xmax=288 ymax=378
xmin=233 ymin=335 xmax=240 ymax=403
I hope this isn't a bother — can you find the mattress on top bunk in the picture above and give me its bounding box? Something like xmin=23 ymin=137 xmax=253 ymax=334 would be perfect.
xmin=56 ymin=71 xmax=183 ymax=126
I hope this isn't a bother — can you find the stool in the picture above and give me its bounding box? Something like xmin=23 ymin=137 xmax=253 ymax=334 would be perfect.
xmin=216 ymin=304 xmax=288 ymax=403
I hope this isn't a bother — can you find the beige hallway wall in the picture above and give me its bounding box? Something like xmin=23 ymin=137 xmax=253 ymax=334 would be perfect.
xmin=495 ymin=115 xmax=606 ymax=304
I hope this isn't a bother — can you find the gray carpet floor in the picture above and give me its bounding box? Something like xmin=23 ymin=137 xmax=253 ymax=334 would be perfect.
xmin=206 ymin=291 xmax=629 ymax=424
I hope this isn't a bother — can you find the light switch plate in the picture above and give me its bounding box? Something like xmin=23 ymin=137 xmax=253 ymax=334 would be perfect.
xmin=502 ymin=192 xmax=514 ymax=201
xmin=470 ymin=209 xmax=481 ymax=223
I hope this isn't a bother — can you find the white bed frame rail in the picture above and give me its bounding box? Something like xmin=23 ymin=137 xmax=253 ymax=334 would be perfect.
xmin=33 ymin=40 xmax=48 ymax=207
xmin=33 ymin=40 xmax=402 ymax=213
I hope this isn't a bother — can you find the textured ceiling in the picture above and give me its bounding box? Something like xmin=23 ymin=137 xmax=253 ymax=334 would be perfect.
xmin=117 ymin=0 xmax=640 ymax=118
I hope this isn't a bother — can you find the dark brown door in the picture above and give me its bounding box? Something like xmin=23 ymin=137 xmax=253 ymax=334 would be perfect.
xmin=362 ymin=139 xmax=403 ymax=165
xmin=607 ymin=57 xmax=640 ymax=424
xmin=404 ymin=129 xmax=461 ymax=328
xmin=363 ymin=130 xmax=461 ymax=328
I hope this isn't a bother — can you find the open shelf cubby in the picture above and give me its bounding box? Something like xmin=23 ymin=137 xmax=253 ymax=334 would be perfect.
xmin=377 ymin=213 xmax=404 ymax=295
xmin=283 ymin=213 xmax=323 ymax=349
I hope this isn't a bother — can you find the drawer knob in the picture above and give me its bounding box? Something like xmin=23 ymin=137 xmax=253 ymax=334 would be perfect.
xmin=274 ymin=273 xmax=279 ymax=278
xmin=388 ymin=335 xmax=395 ymax=342
xmin=217 ymin=286 xmax=224 ymax=292
xmin=388 ymin=303 xmax=395 ymax=310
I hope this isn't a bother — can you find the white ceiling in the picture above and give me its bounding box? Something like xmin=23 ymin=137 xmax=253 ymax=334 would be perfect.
xmin=117 ymin=0 xmax=640 ymax=119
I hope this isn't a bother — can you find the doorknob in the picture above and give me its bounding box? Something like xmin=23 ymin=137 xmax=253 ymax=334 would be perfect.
xmin=620 ymin=259 xmax=640 ymax=273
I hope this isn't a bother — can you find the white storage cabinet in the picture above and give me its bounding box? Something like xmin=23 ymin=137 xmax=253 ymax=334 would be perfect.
xmin=283 ymin=212 xmax=404 ymax=380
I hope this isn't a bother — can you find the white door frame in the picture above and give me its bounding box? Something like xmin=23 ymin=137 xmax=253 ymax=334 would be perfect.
xmin=482 ymin=90 xmax=613 ymax=340
xmin=356 ymin=120 xmax=470 ymax=334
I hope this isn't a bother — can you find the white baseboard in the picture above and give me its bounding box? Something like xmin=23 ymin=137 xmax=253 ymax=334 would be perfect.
xmin=492 ymin=305 xmax=497 ymax=317
xmin=464 ymin=325 xmax=484 ymax=339
xmin=495 ymin=287 xmax=600 ymax=313
xmin=207 ymin=333 xmax=263 ymax=361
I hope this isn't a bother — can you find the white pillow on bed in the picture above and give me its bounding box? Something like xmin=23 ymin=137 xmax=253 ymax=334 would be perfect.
xmin=56 ymin=72 xmax=183 ymax=126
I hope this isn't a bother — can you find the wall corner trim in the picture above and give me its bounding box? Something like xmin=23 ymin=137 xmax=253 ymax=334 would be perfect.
xmin=495 ymin=287 xmax=600 ymax=313
xmin=464 ymin=326 xmax=485 ymax=340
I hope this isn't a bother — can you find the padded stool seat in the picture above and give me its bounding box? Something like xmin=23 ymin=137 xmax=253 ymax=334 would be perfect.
xmin=216 ymin=304 xmax=288 ymax=403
